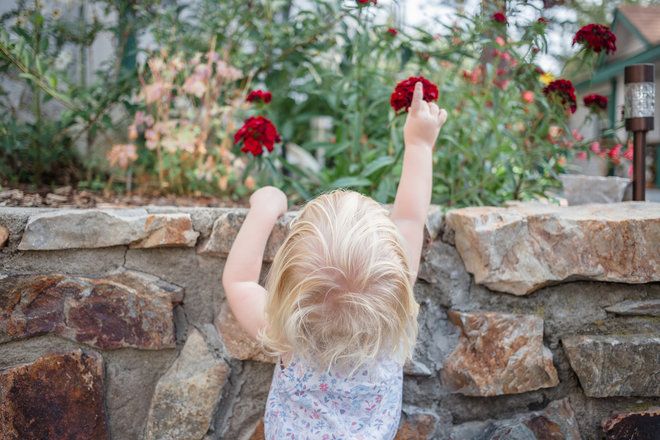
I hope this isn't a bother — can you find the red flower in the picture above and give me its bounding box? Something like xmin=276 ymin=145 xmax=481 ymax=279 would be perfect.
xmin=492 ymin=11 xmax=507 ymax=24
xmin=623 ymin=142 xmax=634 ymax=161
xmin=386 ymin=27 xmax=398 ymax=37
xmin=233 ymin=116 xmax=281 ymax=156
xmin=543 ymin=79 xmax=577 ymax=114
xmin=583 ymin=94 xmax=607 ymax=111
xmin=521 ymin=90 xmax=534 ymax=104
xmin=390 ymin=76 xmax=438 ymax=113
xmin=537 ymin=17 xmax=549 ymax=25
xmin=608 ymin=144 xmax=623 ymax=164
xmin=246 ymin=89 xmax=272 ymax=104
xmin=572 ymin=24 xmax=616 ymax=54
xmin=357 ymin=0 xmax=377 ymax=5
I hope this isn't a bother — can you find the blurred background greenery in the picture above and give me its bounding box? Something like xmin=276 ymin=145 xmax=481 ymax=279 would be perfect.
xmin=0 ymin=0 xmax=650 ymax=208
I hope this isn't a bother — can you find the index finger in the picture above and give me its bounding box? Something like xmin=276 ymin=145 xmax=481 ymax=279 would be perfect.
xmin=409 ymin=81 xmax=423 ymax=112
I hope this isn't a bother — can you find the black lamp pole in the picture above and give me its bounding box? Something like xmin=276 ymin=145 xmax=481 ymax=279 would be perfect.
xmin=624 ymin=64 xmax=655 ymax=201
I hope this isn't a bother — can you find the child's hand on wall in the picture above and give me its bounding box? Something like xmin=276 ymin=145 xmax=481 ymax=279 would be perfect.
xmin=403 ymin=81 xmax=448 ymax=150
xmin=249 ymin=185 xmax=288 ymax=218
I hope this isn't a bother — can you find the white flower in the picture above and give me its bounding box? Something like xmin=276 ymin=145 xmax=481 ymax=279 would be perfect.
xmin=54 ymin=49 xmax=73 ymax=70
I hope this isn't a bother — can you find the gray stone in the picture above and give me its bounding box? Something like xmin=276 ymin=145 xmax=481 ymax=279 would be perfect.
xmin=445 ymin=201 xmax=660 ymax=295
xmin=560 ymin=174 xmax=631 ymax=205
xmin=605 ymin=299 xmax=660 ymax=317
xmin=145 ymin=328 xmax=230 ymax=440
xmin=18 ymin=209 xmax=199 ymax=250
xmin=449 ymin=397 xmax=581 ymax=440
xmin=561 ymin=334 xmax=660 ymax=397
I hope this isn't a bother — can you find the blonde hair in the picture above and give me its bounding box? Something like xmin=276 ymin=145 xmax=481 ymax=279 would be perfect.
xmin=257 ymin=188 xmax=419 ymax=376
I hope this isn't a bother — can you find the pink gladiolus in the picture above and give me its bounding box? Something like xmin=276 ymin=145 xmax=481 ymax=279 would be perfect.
xmin=571 ymin=129 xmax=584 ymax=142
xmin=589 ymin=141 xmax=601 ymax=154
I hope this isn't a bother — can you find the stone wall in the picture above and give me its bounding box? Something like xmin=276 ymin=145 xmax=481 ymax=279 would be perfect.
xmin=0 ymin=201 xmax=659 ymax=440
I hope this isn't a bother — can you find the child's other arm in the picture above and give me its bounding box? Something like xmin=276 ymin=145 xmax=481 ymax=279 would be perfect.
xmin=221 ymin=186 xmax=288 ymax=340
xmin=390 ymin=81 xmax=447 ymax=283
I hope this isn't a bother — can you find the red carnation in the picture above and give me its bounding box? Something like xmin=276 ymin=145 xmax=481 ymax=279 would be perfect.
xmin=583 ymin=94 xmax=608 ymax=111
xmin=386 ymin=27 xmax=398 ymax=37
xmin=572 ymin=24 xmax=616 ymax=54
xmin=233 ymin=116 xmax=281 ymax=156
xmin=357 ymin=0 xmax=377 ymax=5
xmin=246 ymin=89 xmax=272 ymax=104
xmin=543 ymin=79 xmax=577 ymax=114
xmin=492 ymin=11 xmax=507 ymax=24
xmin=537 ymin=17 xmax=548 ymax=25
xmin=390 ymin=76 xmax=439 ymax=113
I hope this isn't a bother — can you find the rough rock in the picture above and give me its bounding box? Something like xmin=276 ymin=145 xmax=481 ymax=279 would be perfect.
xmin=145 ymin=328 xmax=230 ymax=440
xmin=394 ymin=407 xmax=440 ymax=439
xmin=445 ymin=201 xmax=660 ymax=295
xmin=604 ymin=299 xmax=660 ymax=317
xmin=0 ymin=269 xmax=182 ymax=350
xmin=601 ymin=406 xmax=660 ymax=440
xmin=214 ymin=301 xmax=275 ymax=363
xmin=561 ymin=334 xmax=660 ymax=397
xmin=441 ymin=310 xmax=559 ymax=396
xmin=560 ymin=174 xmax=631 ymax=205
xmin=449 ymin=397 xmax=581 ymax=440
xmin=0 ymin=349 xmax=109 ymax=439
xmin=197 ymin=210 xmax=297 ymax=261
xmin=18 ymin=209 xmax=199 ymax=250
xmin=0 ymin=225 xmax=8 ymax=248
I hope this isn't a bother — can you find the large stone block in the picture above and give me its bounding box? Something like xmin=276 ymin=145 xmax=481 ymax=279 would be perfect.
xmin=214 ymin=301 xmax=275 ymax=364
xmin=145 ymin=328 xmax=230 ymax=440
xmin=0 ymin=349 xmax=109 ymax=439
xmin=445 ymin=201 xmax=660 ymax=295
xmin=0 ymin=269 xmax=182 ymax=350
xmin=197 ymin=210 xmax=296 ymax=262
xmin=560 ymin=174 xmax=631 ymax=205
xmin=441 ymin=310 xmax=559 ymax=396
xmin=449 ymin=398 xmax=581 ymax=440
xmin=601 ymin=407 xmax=660 ymax=440
xmin=561 ymin=334 xmax=660 ymax=397
xmin=18 ymin=209 xmax=199 ymax=250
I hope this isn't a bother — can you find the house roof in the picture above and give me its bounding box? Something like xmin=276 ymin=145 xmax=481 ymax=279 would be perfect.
xmin=617 ymin=4 xmax=660 ymax=45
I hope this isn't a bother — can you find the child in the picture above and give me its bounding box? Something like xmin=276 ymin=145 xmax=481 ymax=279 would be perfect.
xmin=222 ymin=82 xmax=447 ymax=439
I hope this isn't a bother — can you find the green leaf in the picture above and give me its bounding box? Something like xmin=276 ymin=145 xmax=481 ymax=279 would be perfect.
xmin=327 ymin=176 xmax=372 ymax=189
xmin=361 ymin=155 xmax=395 ymax=177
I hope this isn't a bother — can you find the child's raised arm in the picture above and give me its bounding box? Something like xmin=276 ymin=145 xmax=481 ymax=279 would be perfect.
xmin=390 ymin=81 xmax=447 ymax=284
xmin=221 ymin=186 xmax=288 ymax=340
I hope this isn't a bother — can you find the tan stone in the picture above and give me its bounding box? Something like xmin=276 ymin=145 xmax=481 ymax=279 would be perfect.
xmin=441 ymin=310 xmax=559 ymax=396
xmin=0 ymin=225 xmax=8 ymax=248
xmin=445 ymin=201 xmax=660 ymax=295
xmin=145 ymin=328 xmax=230 ymax=440
xmin=129 ymin=213 xmax=199 ymax=248
xmin=214 ymin=301 xmax=276 ymax=363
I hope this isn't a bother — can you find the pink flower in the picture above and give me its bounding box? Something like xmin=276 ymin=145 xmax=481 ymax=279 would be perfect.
xmin=143 ymin=81 xmax=170 ymax=104
xmin=319 ymin=383 xmax=329 ymax=392
xmin=589 ymin=142 xmax=601 ymax=154
xmin=623 ymin=142 xmax=633 ymax=161
xmin=183 ymin=76 xmax=206 ymax=97
xmin=576 ymin=151 xmax=587 ymax=160
xmin=521 ymin=90 xmax=534 ymax=104
xmin=495 ymin=36 xmax=506 ymax=46
xmin=608 ymin=143 xmax=623 ymax=164
xmin=571 ymin=129 xmax=584 ymax=142
xmin=107 ymin=144 xmax=138 ymax=169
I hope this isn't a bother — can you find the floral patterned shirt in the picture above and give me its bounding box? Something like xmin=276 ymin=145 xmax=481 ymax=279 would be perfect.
xmin=264 ymin=351 xmax=403 ymax=439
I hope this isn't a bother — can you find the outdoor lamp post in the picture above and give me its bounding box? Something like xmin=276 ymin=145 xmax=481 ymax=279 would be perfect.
xmin=624 ymin=64 xmax=655 ymax=201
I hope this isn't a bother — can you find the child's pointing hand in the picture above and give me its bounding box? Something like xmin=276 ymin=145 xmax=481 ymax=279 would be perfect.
xmin=249 ymin=185 xmax=288 ymax=218
xmin=403 ymin=81 xmax=447 ymax=150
